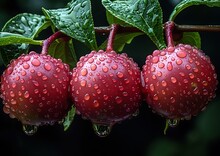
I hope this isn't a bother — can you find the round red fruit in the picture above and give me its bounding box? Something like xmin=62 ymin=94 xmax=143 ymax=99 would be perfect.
xmin=141 ymin=44 xmax=218 ymax=120
xmin=70 ymin=50 xmax=142 ymax=126
xmin=0 ymin=51 xmax=71 ymax=126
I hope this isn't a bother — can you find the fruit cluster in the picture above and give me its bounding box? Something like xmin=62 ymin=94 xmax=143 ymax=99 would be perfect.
xmin=0 ymin=23 xmax=218 ymax=137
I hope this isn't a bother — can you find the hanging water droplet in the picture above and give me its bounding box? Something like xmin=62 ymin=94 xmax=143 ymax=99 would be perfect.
xmin=168 ymin=119 xmax=179 ymax=127
xmin=22 ymin=124 xmax=38 ymax=136
xmin=92 ymin=124 xmax=112 ymax=137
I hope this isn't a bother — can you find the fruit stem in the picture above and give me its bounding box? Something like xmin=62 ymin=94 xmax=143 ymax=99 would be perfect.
xmin=106 ymin=24 xmax=119 ymax=52
xmin=164 ymin=21 xmax=175 ymax=47
xmin=95 ymin=24 xmax=220 ymax=35
xmin=41 ymin=31 xmax=69 ymax=55
xmin=174 ymin=24 xmax=220 ymax=32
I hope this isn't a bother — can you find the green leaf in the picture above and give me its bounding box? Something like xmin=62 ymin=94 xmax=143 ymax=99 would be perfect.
xmin=170 ymin=0 xmax=220 ymax=21
xmin=0 ymin=32 xmax=42 ymax=46
xmin=175 ymin=32 xmax=201 ymax=49
xmin=63 ymin=105 xmax=76 ymax=131
xmin=0 ymin=13 xmax=50 ymax=66
xmin=42 ymin=0 xmax=97 ymax=50
xmin=48 ymin=39 xmax=77 ymax=69
xmin=99 ymin=32 xmax=144 ymax=52
xmin=106 ymin=11 xmax=131 ymax=27
xmin=102 ymin=0 xmax=166 ymax=49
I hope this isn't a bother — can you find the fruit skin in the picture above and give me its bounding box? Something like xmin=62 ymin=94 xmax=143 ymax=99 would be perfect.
xmin=70 ymin=50 xmax=142 ymax=126
xmin=141 ymin=44 xmax=218 ymax=120
xmin=0 ymin=51 xmax=71 ymax=126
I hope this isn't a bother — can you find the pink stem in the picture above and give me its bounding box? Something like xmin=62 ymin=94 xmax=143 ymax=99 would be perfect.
xmin=164 ymin=21 xmax=175 ymax=47
xmin=106 ymin=24 xmax=119 ymax=52
xmin=41 ymin=31 xmax=68 ymax=55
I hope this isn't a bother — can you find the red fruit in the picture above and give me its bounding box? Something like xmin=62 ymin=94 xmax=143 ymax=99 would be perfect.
xmin=0 ymin=51 xmax=70 ymax=126
xmin=70 ymin=50 xmax=142 ymax=133
xmin=141 ymin=44 xmax=218 ymax=120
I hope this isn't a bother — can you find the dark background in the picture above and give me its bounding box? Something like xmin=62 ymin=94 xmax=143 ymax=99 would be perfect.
xmin=0 ymin=0 xmax=220 ymax=156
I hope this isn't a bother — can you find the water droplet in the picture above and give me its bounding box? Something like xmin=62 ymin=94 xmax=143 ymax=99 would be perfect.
xmin=119 ymin=86 xmax=124 ymax=91
xmin=6 ymin=67 xmax=13 ymax=75
xmin=12 ymin=83 xmax=16 ymax=88
xmin=158 ymin=62 xmax=165 ymax=68
xmin=161 ymin=80 xmax=167 ymax=87
xmin=170 ymin=97 xmax=175 ymax=103
xmin=24 ymin=91 xmax=30 ymax=98
xmin=44 ymin=63 xmax=52 ymax=71
xmin=102 ymin=66 xmax=109 ymax=73
xmin=167 ymin=47 xmax=174 ymax=52
xmin=153 ymin=94 xmax=159 ymax=101
xmin=176 ymin=59 xmax=183 ymax=65
xmin=93 ymin=100 xmax=99 ymax=107
xmin=81 ymin=68 xmax=88 ymax=76
xmin=43 ymin=89 xmax=47 ymax=94
xmin=32 ymin=80 xmax=39 ymax=86
xmin=150 ymin=84 xmax=155 ymax=91
xmin=167 ymin=62 xmax=173 ymax=71
xmin=42 ymin=75 xmax=47 ymax=81
xmin=34 ymin=89 xmax=39 ymax=94
xmin=193 ymin=68 xmax=199 ymax=73
xmin=10 ymin=91 xmax=15 ymax=97
xmin=202 ymin=81 xmax=208 ymax=86
xmin=22 ymin=124 xmax=38 ymax=136
xmin=103 ymin=95 xmax=109 ymax=100
xmin=111 ymin=64 xmax=118 ymax=70
xmin=11 ymin=99 xmax=17 ymax=105
xmin=84 ymin=94 xmax=90 ymax=101
xmin=152 ymin=56 xmax=159 ymax=63
xmin=23 ymin=63 xmax=30 ymax=69
xmin=117 ymin=72 xmax=124 ymax=78
xmin=91 ymin=64 xmax=97 ymax=71
xmin=92 ymin=124 xmax=112 ymax=137
xmin=31 ymin=59 xmax=41 ymax=66
xmin=157 ymin=72 xmax=162 ymax=77
xmin=80 ymin=80 xmax=87 ymax=87
xmin=176 ymin=51 xmax=187 ymax=58
xmin=115 ymin=96 xmax=122 ymax=104
xmin=189 ymin=73 xmax=195 ymax=79
xmin=168 ymin=119 xmax=179 ymax=127
xmin=122 ymin=92 xmax=128 ymax=97
xmin=171 ymin=77 xmax=177 ymax=83
xmin=185 ymin=64 xmax=191 ymax=70
xmin=24 ymin=55 xmax=30 ymax=61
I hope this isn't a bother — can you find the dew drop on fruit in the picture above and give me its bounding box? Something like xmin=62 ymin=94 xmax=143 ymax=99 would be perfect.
xmin=111 ymin=64 xmax=118 ymax=70
xmin=23 ymin=63 xmax=30 ymax=69
xmin=81 ymin=68 xmax=88 ymax=76
xmin=171 ymin=77 xmax=177 ymax=83
xmin=6 ymin=67 xmax=13 ymax=75
xmin=84 ymin=94 xmax=90 ymax=101
xmin=91 ymin=64 xmax=97 ymax=71
xmin=168 ymin=119 xmax=179 ymax=128
xmin=92 ymin=124 xmax=112 ymax=137
xmin=44 ymin=63 xmax=52 ymax=71
xmin=167 ymin=62 xmax=173 ymax=71
xmin=102 ymin=66 xmax=109 ymax=73
xmin=152 ymin=56 xmax=159 ymax=63
xmin=31 ymin=59 xmax=41 ymax=66
xmin=115 ymin=96 xmax=122 ymax=104
xmin=117 ymin=72 xmax=124 ymax=78
xmin=176 ymin=51 xmax=187 ymax=58
xmin=22 ymin=124 xmax=38 ymax=136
